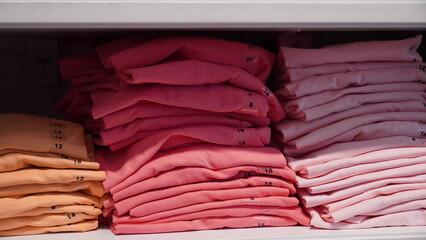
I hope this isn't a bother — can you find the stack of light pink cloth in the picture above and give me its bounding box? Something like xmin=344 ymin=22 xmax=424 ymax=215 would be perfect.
xmin=273 ymin=35 xmax=426 ymax=229
xmin=56 ymin=36 xmax=309 ymax=234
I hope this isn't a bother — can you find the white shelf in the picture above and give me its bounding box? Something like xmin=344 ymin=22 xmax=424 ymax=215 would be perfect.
xmin=0 ymin=0 xmax=425 ymax=29
xmin=2 ymin=226 xmax=426 ymax=240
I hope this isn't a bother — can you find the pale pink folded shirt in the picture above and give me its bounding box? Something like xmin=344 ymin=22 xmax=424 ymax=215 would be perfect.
xmin=56 ymin=36 xmax=309 ymax=234
xmin=273 ymin=35 xmax=426 ymax=229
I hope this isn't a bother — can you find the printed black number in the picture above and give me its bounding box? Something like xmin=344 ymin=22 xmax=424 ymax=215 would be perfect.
xmin=76 ymin=176 xmax=85 ymax=181
xmin=67 ymin=213 xmax=76 ymax=219
xmin=236 ymin=128 xmax=245 ymax=133
xmin=264 ymin=168 xmax=273 ymax=174
xmin=419 ymin=65 xmax=425 ymax=72
xmin=257 ymin=223 xmax=266 ymax=227
xmin=74 ymin=159 xmax=82 ymax=164
xmin=421 ymin=131 xmax=426 ymax=137
xmin=250 ymin=197 xmax=255 ymax=200
xmin=246 ymin=57 xmax=254 ymax=63
xmin=265 ymin=182 xmax=272 ymax=186
xmin=238 ymin=141 xmax=246 ymax=146
xmin=244 ymin=172 xmax=253 ymax=177
xmin=248 ymin=45 xmax=255 ymax=49
xmin=61 ymin=155 xmax=68 ymax=159
xmin=54 ymin=143 xmax=63 ymax=149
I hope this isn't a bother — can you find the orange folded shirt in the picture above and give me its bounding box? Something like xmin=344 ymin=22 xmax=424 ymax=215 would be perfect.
xmin=0 ymin=205 xmax=102 ymax=219
xmin=0 ymin=220 xmax=98 ymax=237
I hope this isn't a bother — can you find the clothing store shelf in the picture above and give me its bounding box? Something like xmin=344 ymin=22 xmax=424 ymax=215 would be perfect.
xmin=0 ymin=0 xmax=425 ymax=29
xmin=1 ymin=226 xmax=426 ymax=240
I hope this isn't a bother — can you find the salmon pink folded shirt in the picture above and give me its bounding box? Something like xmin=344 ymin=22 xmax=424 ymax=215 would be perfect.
xmin=91 ymin=84 xmax=269 ymax=120
xmin=109 ymin=36 xmax=275 ymax=83
xmin=120 ymin=59 xmax=284 ymax=121
xmin=114 ymin=176 xmax=295 ymax=216
xmin=112 ymin=165 xmax=295 ymax=202
xmin=279 ymin=34 xmax=422 ymax=68
xmin=95 ymin=115 xmax=255 ymax=147
xmin=110 ymin=144 xmax=286 ymax=194
xmin=114 ymin=196 xmax=300 ymax=223
xmin=98 ymin=126 xmax=270 ymax=191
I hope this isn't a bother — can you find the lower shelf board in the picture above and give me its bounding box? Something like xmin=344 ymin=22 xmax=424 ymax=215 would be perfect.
xmin=2 ymin=225 xmax=426 ymax=240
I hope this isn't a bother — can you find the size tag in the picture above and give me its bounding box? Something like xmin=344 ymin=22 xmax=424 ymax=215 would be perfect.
xmin=50 ymin=122 xmax=66 ymax=153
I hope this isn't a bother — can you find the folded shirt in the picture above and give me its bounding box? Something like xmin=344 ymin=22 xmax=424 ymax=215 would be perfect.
xmin=287 ymin=136 xmax=426 ymax=172
xmin=99 ymin=126 xmax=270 ymax=191
xmin=148 ymin=206 xmax=309 ymax=226
xmin=279 ymin=61 xmax=421 ymax=82
xmin=0 ymin=181 xmax=104 ymax=198
xmin=0 ymin=113 xmax=87 ymax=159
xmin=96 ymin=115 xmax=255 ymax=146
xmin=109 ymin=36 xmax=275 ymax=83
xmin=110 ymin=144 xmax=287 ymax=195
xmin=0 ymin=153 xmax=99 ymax=172
xmin=0 ymin=205 xmax=102 ymax=219
xmin=300 ymin=147 xmax=426 ymax=178
xmin=0 ymin=168 xmax=106 ymax=188
xmin=309 ymin=209 xmax=426 ymax=229
xmin=299 ymin=174 xmax=426 ymax=208
xmin=120 ymin=59 xmax=284 ymax=121
xmin=306 ymin=163 xmax=426 ymax=194
xmin=296 ymin=155 xmax=426 ymax=188
xmin=281 ymin=82 xmax=426 ymax=113
xmin=0 ymin=212 xmax=99 ymax=232
xmin=286 ymin=114 xmax=426 ymax=155
xmin=362 ymin=199 xmax=426 ymax=217
xmin=0 ymin=220 xmax=98 ymax=237
xmin=95 ymin=37 xmax=151 ymax=69
xmin=322 ymin=189 xmax=426 ymax=223
xmin=85 ymin=102 xmax=270 ymax=132
xmin=282 ymin=66 xmax=426 ymax=99
xmin=91 ymin=84 xmax=269 ymax=120
xmin=0 ymin=192 xmax=102 ymax=219
xmin=111 ymin=215 xmax=297 ymax=234
xmin=130 ymin=186 xmax=291 ymax=217
xmin=114 ymin=196 xmax=300 ymax=223
xmin=286 ymin=91 xmax=426 ymax=121
xmin=324 ymin=183 xmax=426 ymax=213
xmin=114 ymin=176 xmax=295 ymax=216
xmin=274 ymin=101 xmax=426 ymax=143
xmin=279 ymin=34 xmax=422 ymax=68
xmin=112 ymin=165 xmax=295 ymax=202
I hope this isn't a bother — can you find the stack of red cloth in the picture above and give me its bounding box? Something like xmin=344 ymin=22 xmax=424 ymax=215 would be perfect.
xmin=272 ymin=35 xmax=426 ymax=229
xmin=56 ymin=36 xmax=309 ymax=234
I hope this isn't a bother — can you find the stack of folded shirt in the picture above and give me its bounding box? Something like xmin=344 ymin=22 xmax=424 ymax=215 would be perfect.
xmin=272 ymin=35 xmax=426 ymax=229
xmin=0 ymin=113 xmax=106 ymax=236
xmin=56 ymin=36 xmax=309 ymax=234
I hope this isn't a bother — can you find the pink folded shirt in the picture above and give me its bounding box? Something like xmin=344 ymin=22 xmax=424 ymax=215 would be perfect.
xmin=95 ymin=37 xmax=151 ymax=69
xmin=286 ymin=121 xmax=426 ymax=156
xmin=283 ymin=66 xmax=426 ymax=99
xmin=309 ymin=209 xmax=426 ymax=229
xmin=286 ymin=91 xmax=426 ymax=121
xmin=91 ymin=84 xmax=269 ymax=120
xmin=274 ymin=101 xmax=426 ymax=143
xmin=279 ymin=61 xmax=422 ymax=82
xmin=306 ymin=163 xmax=426 ymax=194
xmin=149 ymin=206 xmax=308 ymax=225
xmin=362 ymin=199 xmax=426 ymax=217
xmin=299 ymin=174 xmax=426 ymax=208
xmin=296 ymin=155 xmax=426 ymax=188
xmin=99 ymin=126 xmax=270 ymax=192
xmin=300 ymin=147 xmax=426 ymax=178
xmin=109 ymin=36 xmax=275 ymax=83
xmin=282 ymin=82 xmax=426 ymax=114
xmin=97 ymin=115 xmax=255 ymax=146
xmin=130 ymin=186 xmax=290 ymax=217
xmin=114 ymin=196 xmax=300 ymax=223
xmin=120 ymin=59 xmax=284 ymax=121
xmin=279 ymin=34 xmax=422 ymax=68
xmin=111 ymin=215 xmax=297 ymax=234
xmin=110 ymin=144 xmax=287 ymax=194
xmin=287 ymin=136 xmax=426 ymax=172
xmin=112 ymin=165 xmax=295 ymax=202
xmin=324 ymin=182 xmax=426 ymax=213
xmin=107 ymin=125 xmax=270 ymax=151
xmin=85 ymin=102 xmax=270 ymax=132
xmin=285 ymin=111 xmax=426 ymax=155
xmin=114 ymin=176 xmax=295 ymax=216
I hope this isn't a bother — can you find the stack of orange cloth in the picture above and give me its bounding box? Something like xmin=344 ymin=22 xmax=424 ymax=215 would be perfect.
xmin=0 ymin=113 xmax=106 ymax=236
